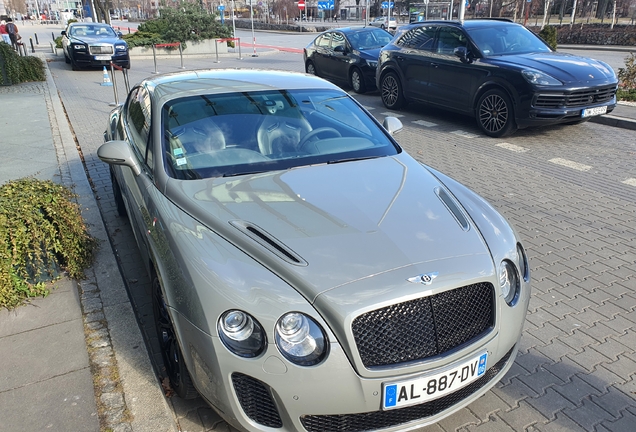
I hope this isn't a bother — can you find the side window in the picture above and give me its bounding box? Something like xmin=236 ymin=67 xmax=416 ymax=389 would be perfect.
xmin=398 ymin=26 xmax=436 ymax=51
xmin=436 ymin=27 xmax=467 ymax=55
xmin=317 ymin=33 xmax=332 ymax=48
xmin=331 ymin=32 xmax=346 ymax=51
xmin=126 ymin=87 xmax=153 ymax=170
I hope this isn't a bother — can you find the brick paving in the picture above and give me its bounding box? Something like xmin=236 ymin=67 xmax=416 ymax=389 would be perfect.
xmin=47 ymin=51 xmax=636 ymax=432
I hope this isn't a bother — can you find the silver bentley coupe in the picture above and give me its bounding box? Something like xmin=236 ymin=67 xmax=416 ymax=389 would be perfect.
xmin=98 ymin=69 xmax=530 ymax=432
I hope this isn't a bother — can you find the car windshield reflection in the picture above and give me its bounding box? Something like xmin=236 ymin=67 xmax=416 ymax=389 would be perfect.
xmin=468 ymin=25 xmax=552 ymax=56
xmin=162 ymin=89 xmax=400 ymax=180
xmin=348 ymin=29 xmax=393 ymax=50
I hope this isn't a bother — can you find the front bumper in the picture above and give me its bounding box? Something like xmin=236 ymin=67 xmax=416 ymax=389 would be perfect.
xmin=71 ymin=51 xmax=130 ymax=69
xmin=173 ymin=307 xmax=523 ymax=432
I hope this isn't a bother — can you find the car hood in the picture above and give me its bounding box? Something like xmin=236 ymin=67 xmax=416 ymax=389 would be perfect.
xmin=165 ymin=153 xmax=492 ymax=303
xmin=487 ymin=52 xmax=616 ymax=84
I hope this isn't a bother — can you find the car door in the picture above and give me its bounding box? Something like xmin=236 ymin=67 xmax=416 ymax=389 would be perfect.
xmin=327 ymin=32 xmax=353 ymax=82
xmin=392 ymin=25 xmax=437 ymax=101
xmin=427 ymin=26 xmax=483 ymax=111
xmin=119 ymin=86 xmax=155 ymax=257
xmin=312 ymin=33 xmax=334 ymax=78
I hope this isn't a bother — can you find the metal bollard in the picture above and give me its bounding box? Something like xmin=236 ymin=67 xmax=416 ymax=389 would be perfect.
xmin=178 ymin=43 xmax=185 ymax=69
xmin=29 ymin=37 xmax=35 ymax=53
xmin=151 ymin=45 xmax=159 ymax=74
xmin=214 ymin=40 xmax=220 ymax=63
xmin=237 ymin=38 xmax=243 ymax=60
xmin=35 ymin=33 xmax=39 ymax=45
xmin=51 ymin=32 xmax=55 ymax=41
xmin=128 ymin=27 xmax=131 ymax=34
xmin=123 ymin=68 xmax=130 ymax=93
xmin=109 ymin=64 xmax=120 ymax=107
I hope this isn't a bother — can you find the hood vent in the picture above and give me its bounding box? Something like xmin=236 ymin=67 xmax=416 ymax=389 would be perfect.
xmin=435 ymin=187 xmax=470 ymax=231
xmin=230 ymin=220 xmax=308 ymax=266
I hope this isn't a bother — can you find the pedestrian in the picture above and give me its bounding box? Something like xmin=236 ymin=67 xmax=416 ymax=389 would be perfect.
xmin=5 ymin=18 xmax=20 ymax=51
xmin=0 ymin=20 xmax=11 ymax=45
xmin=333 ymin=14 xmax=338 ymax=22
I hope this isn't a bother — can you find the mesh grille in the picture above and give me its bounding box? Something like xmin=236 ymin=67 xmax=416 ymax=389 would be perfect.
xmin=534 ymin=85 xmax=616 ymax=109
xmin=352 ymin=283 xmax=494 ymax=368
xmin=232 ymin=373 xmax=283 ymax=428
xmin=300 ymin=346 xmax=514 ymax=432
xmin=89 ymin=45 xmax=114 ymax=55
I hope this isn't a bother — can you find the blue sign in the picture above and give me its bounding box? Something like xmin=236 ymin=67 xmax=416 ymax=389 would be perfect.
xmin=318 ymin=1 xmax=334 ymax=9
xmin=217 ymin=4 xmax=225 ymax=10
xmin=381 ymin=2 xmax=395 ymax=8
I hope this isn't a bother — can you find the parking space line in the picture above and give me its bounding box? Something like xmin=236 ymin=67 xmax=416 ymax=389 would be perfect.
xmin=450 ymin=130 xmax=478 ymax=138
xmin=622 ymin=178 xmax=636 ymax=187
xmin=363 ymin=105 xmax=375 ymax=110
xmin=412 ymin=120 xmax=438 ymax=127
xmin=381 ymin=112 xmax=404 ymax=117
xmin=548 ymin=158 xmax=592 ymax=172
xmin=496 ymin=142 xmax=529 ymax=153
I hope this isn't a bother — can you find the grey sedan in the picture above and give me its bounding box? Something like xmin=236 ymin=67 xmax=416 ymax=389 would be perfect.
xmin=98 ymin=69 xmax=530 ymax=432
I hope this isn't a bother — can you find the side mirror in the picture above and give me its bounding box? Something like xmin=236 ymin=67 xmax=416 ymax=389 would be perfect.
xmin=61 ymin=30 xmax=66 ymax=36
xmin=333 ymin=45 xmax=346 ymax=54
xmin=454 ymin=46 xmax=471 ymax=63
xmin=383 ymin=116 xmax=403 ymax=135
xmin=117 ymin=31 xmax=123 ymax=38
xmin=97 ymin=140 xmax=141 ymax=176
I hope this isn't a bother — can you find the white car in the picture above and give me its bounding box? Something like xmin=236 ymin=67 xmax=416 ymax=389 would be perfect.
xmin=369 ymin=16 xmax=398 ymax=30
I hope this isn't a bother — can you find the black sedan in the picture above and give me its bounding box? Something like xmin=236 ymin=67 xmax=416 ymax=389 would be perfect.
xmin=61 ymin=23 xmax=130 ymax=71
xmin=377 ymin=19 xmax=618 ymax=137
xmin=304 ymin=27 xmax=393 ymax=94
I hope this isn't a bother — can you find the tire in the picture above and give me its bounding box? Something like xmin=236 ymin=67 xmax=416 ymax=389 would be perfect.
xmin=476 ymin=89 xmax=517 ymax=138
xmin=152 ymin=273 xmax=198 ymax=400
xmin=380 ymin=24 xmax=385 ymax=29
xmin=306 ymin=61 xmax=316 ymax=76
xmin=110 ymin=171 xmax=127 ymax=217
xmin=380 ymin=71 xmax=405 ymax=110
xmin=350 ymin=68 xmax=366 ymax=94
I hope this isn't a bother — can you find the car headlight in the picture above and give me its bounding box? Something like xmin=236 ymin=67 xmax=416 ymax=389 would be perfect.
xmin=275 ymin=312 xmax=328 ymax=366
xmin=218 ymin=310 xmax=266 ymax=358
xmin=499 ymin=260 xmax=520 ymax=306
xmin=73 ymin=44 xmax=86 ymax=50
xmin=521 ymin=69 xmax=562 ymax=86
xmin=516 ymin=243 xmax=529 ymax=282
xmin=366 ymin=59 xmax=378 ymax=68
xmin=115 ymin=44 xmax=128 ymax=51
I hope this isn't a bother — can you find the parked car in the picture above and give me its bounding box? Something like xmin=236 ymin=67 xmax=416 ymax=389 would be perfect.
xmin=369 ymin=15 xmax=398 ymax=30
xmin=98 ymin=69 xmax=530 ymax=432
xmin=61 ymin=22 xmax=130 ymax=70
xmin=304 ymin=26 xmax=393 ymax=93
xmin=377 ymin=19 xmax=618 ymax=137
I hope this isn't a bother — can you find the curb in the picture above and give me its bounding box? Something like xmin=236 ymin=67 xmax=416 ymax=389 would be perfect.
xmin=41 ymin=54 xmax=178 ymax=432
xmin=589 ymin=113 xmax=636 ymax=130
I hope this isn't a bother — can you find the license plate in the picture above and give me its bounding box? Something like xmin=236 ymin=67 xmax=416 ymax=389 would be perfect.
xmin=95 ymin=55 xmax=112 ymax=61
xmin=382 ymin=352 xmax=488 ymax=410
xmin=581 ymin=106 xmax=607 ymax=118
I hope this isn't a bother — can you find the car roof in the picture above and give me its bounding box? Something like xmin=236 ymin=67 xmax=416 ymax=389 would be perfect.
xmin=68 ymin=22 xmax=112 ymax=28
xmin=144 ymin=69 xmax=342 ymax=102
xmin=323 ymin=26 xmax=387 ymax=34
xmin=402 ymin=18 xmax=515 ymax=30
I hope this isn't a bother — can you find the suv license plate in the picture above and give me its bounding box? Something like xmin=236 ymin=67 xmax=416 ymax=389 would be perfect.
xmin=382 ymin=352 xmax=488 ymax=410
xmin=581 ymin=106 xmax=607 ymax=118
xmin=95 ymin=55 xmax=112 ymax=61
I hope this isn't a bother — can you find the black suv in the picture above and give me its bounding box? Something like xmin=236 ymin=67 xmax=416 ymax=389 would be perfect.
xmin=376 ymin=19 xmax=618 ymax=137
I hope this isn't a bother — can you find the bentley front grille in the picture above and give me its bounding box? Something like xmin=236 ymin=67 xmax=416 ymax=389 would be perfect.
xmin=232 ymin=372 xmax=283 ymax=428
xmin=352 ymin=282 xmax=495 ymax=368
xmin=300 ymin=346 xmax=514 ymax=432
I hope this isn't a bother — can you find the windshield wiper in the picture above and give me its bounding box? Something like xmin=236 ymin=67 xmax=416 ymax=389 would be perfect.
xmin=222 ymin=170 xmax=268 ymax=177
xmin=327 ymin=155 xmax=380 ymax=165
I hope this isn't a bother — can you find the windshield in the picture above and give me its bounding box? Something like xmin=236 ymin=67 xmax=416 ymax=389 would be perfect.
xmin=467 ymin=24 xmax=551 ymax=56
xmin=348 ymin=29 xmax=393 ymax=50
xmin=162 ymin=89 xmax=400 ymax=179
xmin=70 ymin=25 xmax=116 ymax=38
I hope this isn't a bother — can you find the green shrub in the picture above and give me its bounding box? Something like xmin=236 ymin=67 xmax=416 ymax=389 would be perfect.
xmin=539 ymin=25 xmax=558 ymax=51
xmin=0 ymin=178 xmax=96 ymax=309
xmin=618 ymin=53 xmax=636 ymax=92
xmin=617 ymin=89 xmax=636 ymax=101
xmin=122 ymin=2 xmax=232 ymax=48
xmin=0 ymin=42 xmax=46 ymax=85
xmin=55 ymin=35 xmax=63 ymax=49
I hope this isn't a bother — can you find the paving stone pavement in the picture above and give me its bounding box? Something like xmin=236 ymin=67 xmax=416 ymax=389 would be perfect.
xmin=44 ymin=49 xmax=636 ymax=432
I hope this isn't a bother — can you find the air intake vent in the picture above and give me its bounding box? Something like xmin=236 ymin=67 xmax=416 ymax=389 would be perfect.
xmin=229 ymin=220 xmax=308 ymax=266
xmin=435 ymin=187 xmax=469 ymax=231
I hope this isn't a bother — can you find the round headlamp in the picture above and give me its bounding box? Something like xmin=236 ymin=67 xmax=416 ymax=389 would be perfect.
xmin=218 ymin=310 xmax=265 ymax=358
xmin=275 ymin=312 xmax=328 ymax=366
xmin=499 ymin=260 xmax=520 ymax=306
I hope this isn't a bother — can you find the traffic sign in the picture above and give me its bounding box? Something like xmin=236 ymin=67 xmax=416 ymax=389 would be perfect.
xmin=381 ymin=2 xmax=395 ymax=8
xmin=217 ymin=4 xmax=225 ymax=10
xmin=298 ymin=0 xmax=305 ymax=9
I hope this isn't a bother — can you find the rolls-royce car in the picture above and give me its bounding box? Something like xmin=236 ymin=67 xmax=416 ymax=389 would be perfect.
xmin=98 ymin=69 xmax=530 ymax=432
xmin=377 ymin=19 xmax=618 ymax=137
xmin=61 ymin=22 xmax=130 ymax=70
